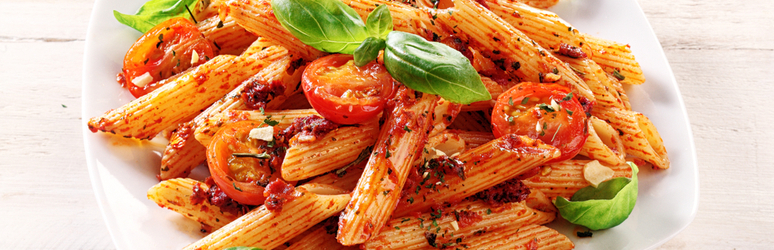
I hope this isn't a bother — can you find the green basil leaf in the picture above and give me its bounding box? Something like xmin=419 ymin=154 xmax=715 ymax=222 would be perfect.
xmin=353 ymin=37 xmax=386 ymax=67
xmin=383 ymin=31 xmax=491 ymax=104
xmin=223 ymin=247 xmax=263 ymax=250
xmin=366 ymin=4 xmax=393 ymax=39
xmin=554 ymin=162 xmax=639 ymax=230
xmin=271 ymin=0 xmax=369 ymax=54
xmin=113 ymin=0 xmax=199 ymax=33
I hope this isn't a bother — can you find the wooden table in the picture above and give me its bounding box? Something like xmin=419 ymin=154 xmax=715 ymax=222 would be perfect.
xmin=1 ymin=0 xmax=772 ymax=249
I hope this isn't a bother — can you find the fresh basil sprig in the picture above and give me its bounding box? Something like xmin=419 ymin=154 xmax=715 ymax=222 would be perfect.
xmin=354 ymin=37 xmax=386 ymax=67
xmin=384 ymin=32 xmax=491 ymax=104
xmin=272 ymin=0 xmax=369 ymax=54
xmin=554 ymin=162 xmax=639 ymax=231
xmin=271 ymin=0 xmax=491 ymax=104
xmin=114 ymin=0 xmax=199 ymax=33
xmin=365 ymin=5 xmax=393 ymax=39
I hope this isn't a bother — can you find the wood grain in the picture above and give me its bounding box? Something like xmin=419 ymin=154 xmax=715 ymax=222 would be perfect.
xmin=0 ymin=0 xmax=772 ymax=249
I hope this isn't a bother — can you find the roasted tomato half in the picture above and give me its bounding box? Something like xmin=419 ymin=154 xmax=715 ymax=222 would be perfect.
xmin=120 ymin=17 xmax=217 ymax=98
xmin=206 ymin=121 xmax=288 ymax=205
xmin=302 ymin=54 xmax=395 ymax=124
xmin=491 ymin=83 xmax=588 ymax=163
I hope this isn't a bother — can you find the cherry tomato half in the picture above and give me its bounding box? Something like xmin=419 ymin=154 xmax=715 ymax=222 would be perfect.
xmin=206 ymin=121 xmax=288 ymax=205
xmin=120 ymin=17 xmax=217 ymax=98
xmin=302 ymin=54 xmax=395 ymax=124
xmin=491 ymin=83 xmax=588 ymax=163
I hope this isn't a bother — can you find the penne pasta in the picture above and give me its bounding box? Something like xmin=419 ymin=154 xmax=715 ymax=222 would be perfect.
xmin=282 ymin=120 xmax=380 ymax=181
xmin=364 ymin=198 xmax=555 ymax=249
xmin=159 ymin=45 xmax=305 ymax=180
xmin=394 ymin=134 xmax=560 ymax=218
xmin=558 ymin=54 xmax=629 ymax=111
xmin=594 ymin=107 xmax=670 ymax=169
xmin=481 ymin=0 xmax=645 ymax=85
xmin=585 ymin=35 xmax=646 ymax=85
xmin=97 ymin=0 xmax=673 ymax=247
xmin=457 ymin=223 xmax=574 ymax=249
xmin=198 ymin=14 xmax=258 ymax=55
xmin=183 ymin=184 xmax=351 ymax=250
xmin=194 ymin=109 xmax=319 ymax=147
xmin=221 ymin=0 xmax=325 ymax=62
xmin=147 ymin=178 xmax=243 ymax=232
xmin=578 ymin=116 xmax=627 ymax=166
xmin=337 ymin=87 xmax=440 ymax=245
xmin=87 ymin=38 xmax=288 ymax=140
xmin=522 ymin=159 xmax=633 ymax=200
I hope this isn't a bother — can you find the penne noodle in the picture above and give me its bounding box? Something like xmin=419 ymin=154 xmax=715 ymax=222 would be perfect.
xmin=578 ymin=116 xmax=627 ymax=166
xmin=198 ymin=14 xmax=258 ymax=55
xmin=282 ymin=120 xmax=380 ymax=181
xmin=394 ymin=135 xmax=560 ymax=218
xmin=457 ymin=224 xmax=574 ymax=249
xmin=194 ymin=109 xmax=319 ymax=147
xmin=337 ymin=87 xmax=440 ymax=245
xmin=87 ymin=38 xmax=288 ymax=140
xmin=481 ymin=0 xmax=645 ymax=85
xmin=558 ymin=54 xmax=629 ymax=111
xmin=522 ymin=159 xmax=633 ymax=200
xmin=364 ymin=198 xmax=555 ymax=250
xmin=221 ymin=0 xmax=325 ymax=62
xmin=159 ymin=46 xmax=305 ymax=180
xmin=594 ymin=107 xmax=669 ymax=169
xmin=585 ymin=35 xmax=646 ymax=85
xmin=183 ymin=184 xmax=351 ymax=250
xmin=147 ymin=178 xmax=243 ymax=232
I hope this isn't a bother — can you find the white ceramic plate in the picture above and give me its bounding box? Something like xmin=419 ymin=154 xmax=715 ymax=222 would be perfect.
xmin=82 ymin=0 xmax=698 ymax=249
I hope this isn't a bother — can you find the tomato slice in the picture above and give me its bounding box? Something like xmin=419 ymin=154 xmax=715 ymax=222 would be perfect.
xmin=206 ymin=121 xmax=288 ymax=205
xmin=491 ymin=82 xmax=588 ymax=163
xmin=120 ymin=17 xmax=217 ymax=98
xmin=302 ymin=54 xmax=395 ymax=124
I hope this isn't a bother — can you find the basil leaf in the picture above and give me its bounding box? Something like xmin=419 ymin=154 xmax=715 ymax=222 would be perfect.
xmin=354 ymin=37 xmax=386 ymax=67
xmin=554 ymin=162 xmax=639 ymax=230
xmin=223 ymin=247 xmax=263 ymax=250
xmin=271 ymin=0 xmax=369 ymax=54
xmin=383 ymin=31 xmax=491 ymax=104
xmin=366 ymin=5 xmax=393 ymax=39
xmin=113 ymin=0 xmax=199 ymax=33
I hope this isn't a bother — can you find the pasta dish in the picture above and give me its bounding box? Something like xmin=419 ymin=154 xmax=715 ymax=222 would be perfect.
xmin=86 ymin=0 xmax=673 ymax=249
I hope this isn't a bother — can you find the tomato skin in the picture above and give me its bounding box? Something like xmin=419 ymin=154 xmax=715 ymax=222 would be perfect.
xmin=491 ymin=83 xmax=588 ymax=163
xmin=302 ymin=54 xmax=395 ymax=124
xmin=121 ymin=17 xmax=217 ymax=98
xmin=206 ymin=121 xmax=288 ymax=205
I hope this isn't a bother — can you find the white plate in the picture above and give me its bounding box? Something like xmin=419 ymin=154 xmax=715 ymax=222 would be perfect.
xmin=82 ymin=0 xmax=699 ymax=249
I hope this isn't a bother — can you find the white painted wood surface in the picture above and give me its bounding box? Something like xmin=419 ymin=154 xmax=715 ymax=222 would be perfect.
xmin=0 ymin=0 xmax=772 ymax=249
